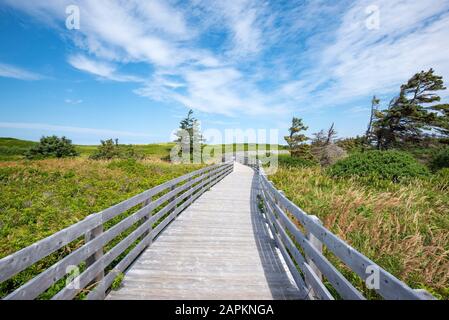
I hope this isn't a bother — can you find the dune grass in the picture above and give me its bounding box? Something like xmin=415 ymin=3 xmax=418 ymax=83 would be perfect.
xmin=268 ymin=164 xmax=449 ymax=299
xmin=0 ymin=157 xmax=205 ymax=298
xmin=0 ymin=158 xmax=204 ymax=258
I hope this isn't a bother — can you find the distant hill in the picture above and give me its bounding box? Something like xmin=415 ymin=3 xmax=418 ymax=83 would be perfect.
xmin=0 ymin=138 xmax=38 ymax=160
xmin=0 ymin=137 xmax=288 ymax=161
xmin=0 ymin=137 xmax=37 ymax=148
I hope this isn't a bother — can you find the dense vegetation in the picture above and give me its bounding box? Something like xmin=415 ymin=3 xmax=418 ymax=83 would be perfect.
xmin=269 ymin=162 xmax=449 ymax=299
xmin=431 ymin=147 xmax=449 ymax=171
xmin=0 ymin=157 xmax=204 ymax=298
xmin=25 ymin=136 xmax=79 ymax=160
xmin=89 ymin=139 xmax=143 ymax=160
xmin=327 ymin=150 xmax=429 ymax=181
xmin=0 ymin=138 xmax=37 ymax=161
xmin=273 ymin=69 xmax=449 ymax=299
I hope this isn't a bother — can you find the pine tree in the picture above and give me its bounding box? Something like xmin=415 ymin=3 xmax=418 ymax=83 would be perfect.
xmin=174 ymin=109 xmax=204 ymax=161
xmin=365 ymin=95 xmax=380 ymax=145
xmin=372 ymin=69 xmax=449 ymax=149
xmin=284 ymin=117 xmax=311 ymax=158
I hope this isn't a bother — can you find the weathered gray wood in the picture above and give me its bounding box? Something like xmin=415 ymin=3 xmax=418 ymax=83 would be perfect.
xmin=5 ymin=198 xmax=155 ymax=300
xmin=3 ymin=163 xmax=232 ymax=300
xmin=261 ymin=174 xmax=428 ymax=300
xmin=261 ymin=188 xmax=333 ymax=300
xmin=85 ymin=224 xmax=105 ymax=299
xmin=106 ymin=162 xmax=302 ymax=300
xmin=55 ymin=165 xmax=234 ymax=300
xmin=87 ymin=232 xmax=154 ymax=300
xmin=260 ymin=177 xmax=365 ymax=300
xmin=305 ymin=215 xmax=323 ymax=298
xmin=99 ymin=162 xmax=227 ymax=223
xmin=260 ymin=199 xmax=309 ymax=298
xmin=53 ymin=219 xmax=154 ymax=300
xmin=140 ymin=196 xmax=152 ymax=243
xmin=0 ymin=163 xmax=229 ymax=285
xmin=89 ymin=166 xmax=234 ymax=300
xmin=0 ymin=214 xmax=101 ymax=283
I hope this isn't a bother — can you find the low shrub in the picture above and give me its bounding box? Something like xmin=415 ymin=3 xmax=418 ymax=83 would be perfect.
xmin=89 ymin=139 xmax=143 ymax=160
xmin=431 ymin=147 xmax=449 ymax=171
xmin=277 ymin=154 xmax=318 ymax=168
xmin=336 ymin=136 xmax=367 ymax=153
xmin=311 ymin=143 xmax=347 ymax=167
xmin=327 ymin=150 xmax=429 ymax=181
xmin=432 ymin=168 xmax=449 ymax=191
xmin=25 ymin=136 xmax=79 ymax=160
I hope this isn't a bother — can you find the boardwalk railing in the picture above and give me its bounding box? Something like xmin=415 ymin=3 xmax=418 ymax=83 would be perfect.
xmin=0 ymin=162 xmax=233 ymax=300
xmin=252 ymin=159 xmax=435 ymax=300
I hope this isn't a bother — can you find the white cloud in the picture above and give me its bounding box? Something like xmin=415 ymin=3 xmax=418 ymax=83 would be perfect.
xmin=0 ymin=63 xmax=43 ymax=80
xmin=282 ymin=0 xmax=449 ymax=109
xmin=0 ymin=122 xmax=152 ymax=138
xmin=68 ymin=55 xmax=115 ymax=78
xmin=65 ymin=99 xmax=83 ymax=105
xmin=4 ymin=0 xmax=449 ymax=125
xmin=68 ymin=55 xmax=143 ymax=82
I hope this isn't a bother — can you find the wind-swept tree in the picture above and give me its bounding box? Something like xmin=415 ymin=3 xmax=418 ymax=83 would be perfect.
xmin=174 ymin=109 xmax=204 ymax=161
xmin=365 ymin=95 xmax=380 ymax=145
xmin=284 ymin=117 xmax=311 ymax=158
xmin=372 ymin=69 xmax=449 ymax=149
xmin=311 ymin=123 xmax=347 ymax=166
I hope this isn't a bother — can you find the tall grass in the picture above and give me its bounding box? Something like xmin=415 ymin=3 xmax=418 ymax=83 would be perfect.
xmin=0 ymin=158 xmax=204 ymax=258
xmin=0 ymin=158 xmax=205 ymax=298
xmin=269 ymin=165 xmax=449 ymax=299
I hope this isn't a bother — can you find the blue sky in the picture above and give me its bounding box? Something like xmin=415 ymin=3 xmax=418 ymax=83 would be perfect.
xmin=1 ymin=0 xmax=449 ymax=144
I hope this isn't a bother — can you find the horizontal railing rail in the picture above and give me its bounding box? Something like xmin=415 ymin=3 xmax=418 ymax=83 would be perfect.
xmin=242 ymin=158 xmax=435 ymax=300
xmin=0 ymin=161 xmax=234 ymax=300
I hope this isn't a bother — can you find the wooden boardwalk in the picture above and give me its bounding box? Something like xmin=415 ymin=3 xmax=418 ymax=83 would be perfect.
xmin=107 ymin=162 xmax=303 ymax=300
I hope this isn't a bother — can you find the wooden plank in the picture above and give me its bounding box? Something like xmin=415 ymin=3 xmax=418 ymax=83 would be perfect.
xmin=89 ymin=166 xmax=234 ymax=300
xmin=99 ymin=162 xmax=227 ymax=223
xmin=261 ymin=199 xmax=308 ymax=298
xmin=106 ymin=162 xmax=302 ymax=301
xmin=261 ymin=175 xmax=428 ymax=300
xmin=5 ymin=200 xmax=154 ymax=299
xmin=0 ymin=163 xmax=229 ymax=285
xmin=4 ymin=164 xmax=233 ymax=300
xmin=305 ymin=215 xmax=324 ymax=298
xmin=261 ymin=178 xmax=365 ymax=300
xmin=53 ymin=220 xmax=155 ymax=300
xmin=260 ymin=188 xmax=333 ymax=300
xmin=0 ymin=214 xmax=101 ymax=283
xmin=84 ymin=224 xmax=104 ymax=299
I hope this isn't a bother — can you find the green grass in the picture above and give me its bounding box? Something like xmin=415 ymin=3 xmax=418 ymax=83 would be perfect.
xmin=0 ymin=137 xmax=288 ymax=162
xmin=0 ymin=157 xmax=205 ymax=298
xmin=0 ymin=138 xmax=38 ymax=161
xmin=268 ymin=155 xmax=449 ymax=299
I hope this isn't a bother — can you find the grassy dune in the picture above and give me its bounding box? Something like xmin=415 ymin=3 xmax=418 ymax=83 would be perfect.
xmin=0 ymin=158 xmax=204 ymax=258
xmin=0 ymin=138 xmax=286 ymax=161
xmin=268 ymin=165 xmax=449 ymax=299
xmin=0 ymin=157 xmax=205 ymax=298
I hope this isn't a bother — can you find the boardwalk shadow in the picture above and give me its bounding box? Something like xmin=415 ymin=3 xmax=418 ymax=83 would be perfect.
xmin=249 ymin=169 xmax=303 ymax=300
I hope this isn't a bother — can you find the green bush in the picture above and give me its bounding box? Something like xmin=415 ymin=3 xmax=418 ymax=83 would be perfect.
xmin=25 ymin=136 xmax=79 ymax=159
xmin=431 ymin=148 xmax=449 ymax=171
xmin=336 ymin=136 xmax=367 ymax=153
xmin=327 ymin=150 xmax=429 ymax=181
xmin=90 ymin=139 xmax=143 ymax=160
xmin=278 ymin=154 xmax=318 ymax=168
xmin=432 ymin=168 xmax=449 ymax=191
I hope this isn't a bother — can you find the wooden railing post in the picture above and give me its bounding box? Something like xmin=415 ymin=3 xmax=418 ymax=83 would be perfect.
xmin=141 ymin=196 xmax=153 ymax=245
xmin=85 ymin=224 xmax=104 ymax=299
xmin=170 ymin=185 xmax=178 ymax=218
xmin=305 ymin=215 xmax=323 ymax=299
